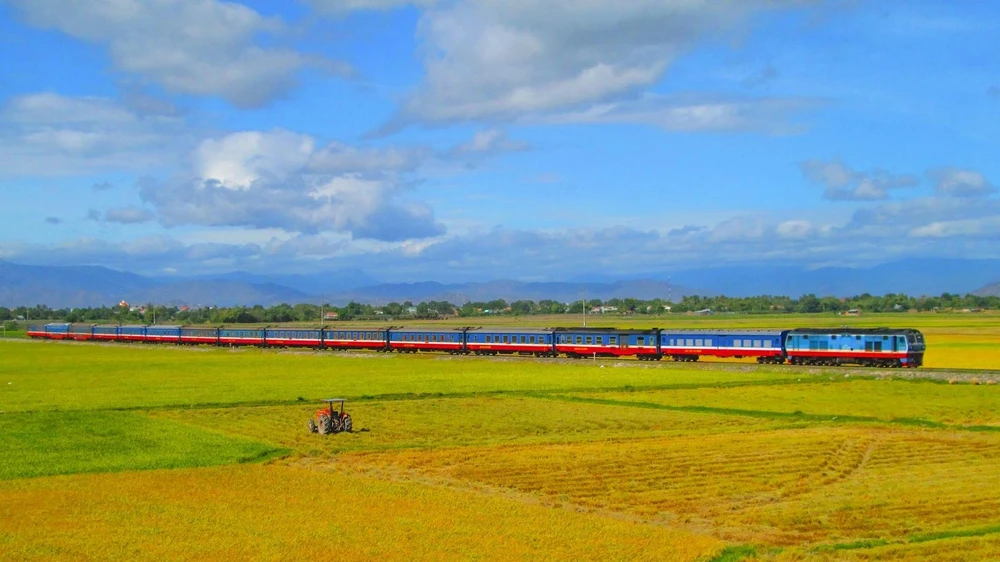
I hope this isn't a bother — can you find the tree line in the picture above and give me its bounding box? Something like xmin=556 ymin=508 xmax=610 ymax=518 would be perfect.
xmin=1 ymin=292 xmax=997 ymax=328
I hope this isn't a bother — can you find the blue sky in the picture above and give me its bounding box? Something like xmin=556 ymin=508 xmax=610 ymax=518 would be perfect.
xmin=0 ymin=0 xmax=998 ymax=282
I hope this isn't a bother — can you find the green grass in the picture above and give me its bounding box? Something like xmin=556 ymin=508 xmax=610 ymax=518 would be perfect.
xmin=706 ymin=545 xmax=760 ymax=561
xmin=0 ymin=340 xmax=802 ymax=413
xmin=0 ymin=410 xmax=284 ymax=480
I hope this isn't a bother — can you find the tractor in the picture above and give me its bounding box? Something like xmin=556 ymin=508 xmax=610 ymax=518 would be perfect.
xmin=307 ymin=398 xmax=353 ymax=434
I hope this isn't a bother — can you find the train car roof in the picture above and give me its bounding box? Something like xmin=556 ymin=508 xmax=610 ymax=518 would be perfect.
xmin=466 ymin=327 xmax=554 ymax=334
xmin=44 ymin=322 xmax=70 ymax=327
xmin=147 ymin=325 xmax=183 ymax=329
xmin=552 ymin=327 xmax=657 ymax=334
xmin=660 ymin=329 xmax=786 ymax=335
xmin=788 ymin=327 xmax=923 ymax=335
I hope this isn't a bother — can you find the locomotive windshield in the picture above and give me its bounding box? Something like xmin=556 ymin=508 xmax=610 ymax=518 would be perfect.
xmin=907 ymin=332 xmax=926 ymax=350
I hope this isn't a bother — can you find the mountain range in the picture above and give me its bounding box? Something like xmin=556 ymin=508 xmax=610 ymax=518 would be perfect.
xmin=2 ymin=259 xmax=999 ymax=308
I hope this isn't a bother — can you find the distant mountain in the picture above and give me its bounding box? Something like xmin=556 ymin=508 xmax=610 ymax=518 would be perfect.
xmin=668 ymin=259 xmax=1000 ymax=298
xmin=3 ymin=258 xmax=999 ymax=308
xmin=973 ymin=282 xmax=1000 ymax=297
xmin=326 ymin=279 xmax=702 ymax=306
xmin=177 ymin=269 xmax=379 ymax=295
xmin=0 ymin=261 xmax=310 ymax=308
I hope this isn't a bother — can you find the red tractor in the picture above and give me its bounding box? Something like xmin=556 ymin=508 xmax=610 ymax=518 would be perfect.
xmin=308 ymin=398 xmax=353 ymax=434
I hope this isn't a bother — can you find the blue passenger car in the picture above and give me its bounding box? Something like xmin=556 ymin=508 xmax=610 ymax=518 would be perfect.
xmin=554 ymin=328 xmax=658 ymax=359
xmin=466 ymin=328 xmax=554 ymax=356
xmin=265 ymin=328 xmax=323 ymax=348
xmin=388 ymin=327 xmax=464 ymax=353
xmin=218 ymin=328 xmax=265 ymax=346
xmin=324 ymin=328 xmax=389 ymax=350
xmin=118 ymin=325 xmax=147 ymax=342
xmin=146 ymin=325 xmax=182 ymax=343
xmin=661 ymin=329 xmax=786 ymax=363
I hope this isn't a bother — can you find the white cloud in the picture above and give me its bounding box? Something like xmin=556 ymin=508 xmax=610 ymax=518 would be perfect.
xmin=538 ymin=94 xmax=818 ymax=133
xmin=390 ymin=0 xmax=817 ymax=127
xmin=929 ymin=168 xmax=996 ymax=198
xmin=0 ymin=93 xmax=189 ymax=177
xmin=7 ymin=0 xmax=340 ymax=108
xmin=141 ymin=130 xmax=445 ymax=241
xmin=801 ymin=159 xmax=919 ymax=201
xmin=195 ymin=130 xmax=316 ymax=188
xmin=451 ymin=129 xmax=529 ymax=154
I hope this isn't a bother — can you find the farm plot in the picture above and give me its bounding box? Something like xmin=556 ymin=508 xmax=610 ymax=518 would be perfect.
xmin=0 ymin=410 xmax=282 ymax=480
xmin=570 ymin=378 xmax=1000 ymax=427
xmin=149 ymin=396 xmax=806 ymax=457
xmin=778 ymin=533 xmax=1000 ymax=561
xmin=742 ymin=431 xmax=1000 ymax=543
xmin=328 ymin=425 xmax=1000 ymax=549
xmin=0 ymin=464 xmax=723 ymax=562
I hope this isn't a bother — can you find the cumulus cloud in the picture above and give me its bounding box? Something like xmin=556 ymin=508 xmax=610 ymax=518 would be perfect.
xmin=800 ymin=159 xmax=919 ymax=200
xmin=0 ymin=93 xmax=189 ymax=177
xmin=139 ymin=129 xmax=445 ymax=241
xmin=12 ymin=195 xmax=1000 ymax=280
xmin=929 ymin=168 xmax=996 ymax=198
xmin=389 ymin=0 xmax=817 ymax=128
xmin=6 ymin=0 xmax=341 ymax=108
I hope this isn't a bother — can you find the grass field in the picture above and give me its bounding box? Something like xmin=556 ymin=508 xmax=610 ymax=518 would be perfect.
xmin=1 ymin=313 xmax=999 ymax=560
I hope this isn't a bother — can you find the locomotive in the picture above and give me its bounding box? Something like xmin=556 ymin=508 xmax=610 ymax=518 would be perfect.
xmin=28 ymin=323 xmax=925 ymax=368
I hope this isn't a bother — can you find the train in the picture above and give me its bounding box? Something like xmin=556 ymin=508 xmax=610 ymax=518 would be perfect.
xmin=27 ymin=323 xmax=926 ymax=368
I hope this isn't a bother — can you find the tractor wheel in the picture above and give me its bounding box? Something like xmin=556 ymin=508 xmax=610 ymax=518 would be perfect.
xmin=330 ymin=416 xmax=343 ymax=434
xmin=307 ymin=419 xmax=318 ymax=433
xmin=343 ymin=414 xmax=353 ymax=433
xmin=319 ymin=414 xmax=333 ymax=435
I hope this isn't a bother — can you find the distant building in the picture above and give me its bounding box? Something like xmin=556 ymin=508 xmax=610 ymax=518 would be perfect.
xmin=323 ymin=312 xmax=339 ymax=320
xmin=843 ymin=309 xmax=861 ymax=316
xmin=691 ymin=308 xmax=713 ymax=315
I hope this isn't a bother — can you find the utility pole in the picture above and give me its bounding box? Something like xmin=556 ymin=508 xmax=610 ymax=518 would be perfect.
xmin=582 ymin=286 xmax=587 ymax=327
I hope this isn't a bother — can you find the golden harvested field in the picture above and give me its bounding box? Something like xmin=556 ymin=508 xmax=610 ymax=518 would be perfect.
xmin=0 ymin=465 xmax=720 ymax=561
xmin=2 ymin=313 xmax=1000 ymax=561
xmin=573 ymin=378 xmax=1000 ymax=426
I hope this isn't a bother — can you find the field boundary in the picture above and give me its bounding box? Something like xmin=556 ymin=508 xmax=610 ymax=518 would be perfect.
xmin=537 ymin=393 xmax=1000 ymax=433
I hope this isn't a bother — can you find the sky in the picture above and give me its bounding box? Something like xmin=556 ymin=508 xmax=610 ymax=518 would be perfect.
xmin=0 ymin=0 xmax=998 ymax=283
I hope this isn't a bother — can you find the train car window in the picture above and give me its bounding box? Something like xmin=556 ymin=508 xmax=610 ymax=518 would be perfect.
xmin=486 ymin=335 xmax=492 ymax=343
xmin=734 ymin=340 xmax=741 ymax=347
xmin=503 ymin=335 xmax=509 ymax=343
xmin=610 ymin=336 xmax=618 ymax=345
xmin=520 ymin=335 xmax=526 ymax=343
xmin=856 ymin=336 xmax=861 ymax=340
xmin=754 ymin=340 xmax=762 ymax=348
xmin=695 ymin=339 xmax=702 ymax=346
xmin=585 ymin=336 xmax=592 ymax=344
xmin=575 ymin=336 xmax=582 ymax=344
